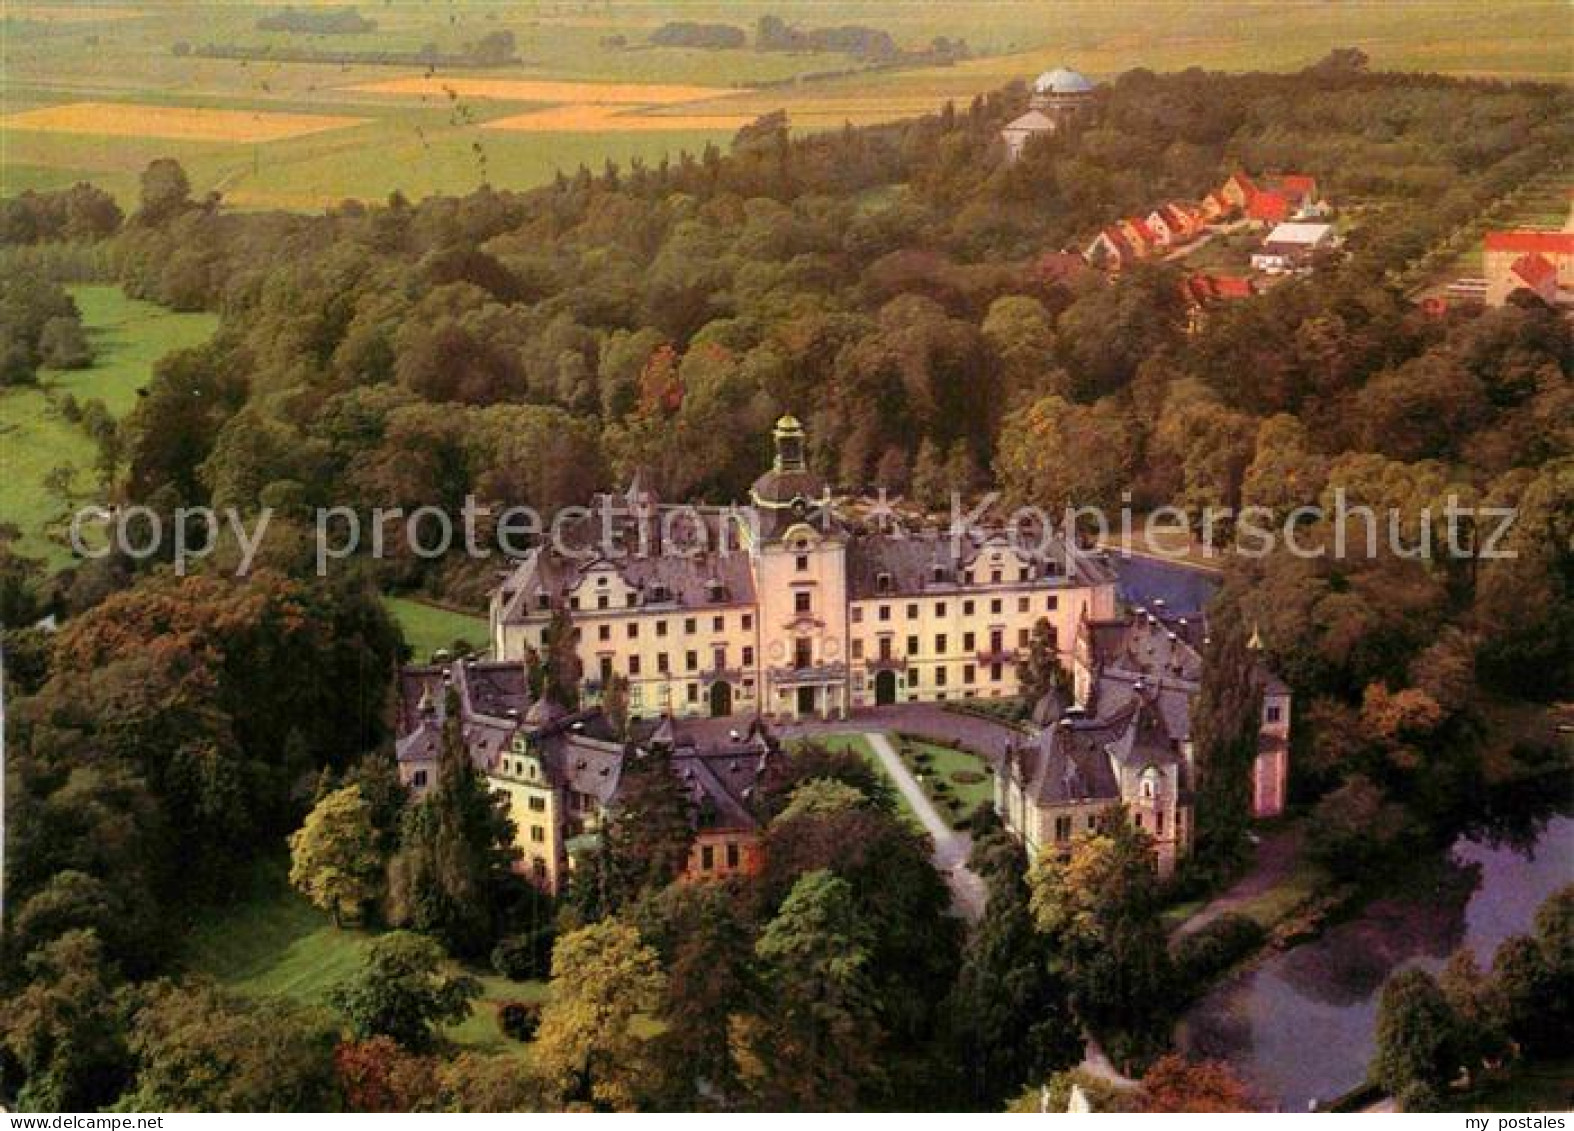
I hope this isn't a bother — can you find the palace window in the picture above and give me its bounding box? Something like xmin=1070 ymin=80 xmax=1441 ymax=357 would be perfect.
xmin=907 ymin=603 xmax=918 ymax=620
xmin=1055 ymin=816 xmax=1072 ymax=841
xmin=963 ymin=599 xmax=975 ymax=615
xmin=412 ymin=770 xmax=428 ymax=788
xmin=851 ymin=639 xmax=864 ymax=660
xmin=796 ymin=554 xmax=809 ymax=572
xmin=599 ymin=657 xmax=613 ymax=680
xmin=726 ymin=843 xmax=740 ymax=869
xmin=742 ymin=645 xmax=754 ymax=666
xmin=701 ymin=844 xmax=715 ymax=870
xmin=991 ymin=599 xmax=1002 ymax=614
xmin=658 ymin=652 xmax=669 ymax=673
xmin=878 ymin=605 xmax=891 ymax=622
xmin=1266 ymin=705 xmax=1282 ymax=723
xmin=936 ymin=602 xmax=946 ymax=617
xmin=598 ymin=624 xmax=610 ymax=641
xmin=712 ymin=615 xmax=724 ymax=632
xmin=1046 ymin=595 xmax=1059 ymax=611
xmin=629 ymin=656 xmax=641 ymax=676
xmin=657 ymin=620 xmax=668 ymax=637
xmin=935 ymin=666 xmax=948 ymax=687
xmin=686 ymin=651 xmax=698 ymax=671
xmin=795 ymin=591 xmax=812 ymax=614
xmin=935 ymin=633 xmax=947 ymax=653
xmin=991 ymin=569 xmax=1002 ymax=584
xmin=742 ymin=613 xmax=753 ymax=630
xmin=963 ymin=664 xmax=975 ymax=685
xmin=851 ymin=606 xmax=863 ymax=624
xmin=1018 ymin=597 xmax=1030 ymax=613
xmin=684 ymin=617 xmax=697 ymax=634
xmin=907 ymin=635 xmax=919 ymax=655
xmin=530 ymin=826 xmax=545 ymax=843
xmin=627 ymin=622 xmax=639 ymax=639
xmin=597 ymin=594 xmax=609 ymax=610
xmin=964 ymin=631 xmax=975 ymax=651
xmin=528 ymin=796 xmax=546 ymax=812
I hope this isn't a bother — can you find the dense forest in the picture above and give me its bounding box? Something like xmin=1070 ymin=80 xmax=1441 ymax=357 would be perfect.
xmin=2 ymin=54 xmax=1572 ymax=1111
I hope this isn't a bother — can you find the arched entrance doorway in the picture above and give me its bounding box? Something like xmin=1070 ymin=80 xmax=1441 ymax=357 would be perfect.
xmin=874 ymin=669 xmax=897 ymax=706
xmin=709 ymin=680 xmax=732 ymax=718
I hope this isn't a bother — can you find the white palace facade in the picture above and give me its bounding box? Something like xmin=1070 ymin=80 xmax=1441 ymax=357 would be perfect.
xmin=490 ymin=416 xmax=1120 ymax=721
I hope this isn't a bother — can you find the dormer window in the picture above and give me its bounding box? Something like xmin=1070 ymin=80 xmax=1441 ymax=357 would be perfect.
xmin=535 ymin=590 xmax=550 ymax=611
xmin=652 ymin=584 xmax=671 ymax=604
xmin=706 ymin=580 xmax=725 ymax=603
xmin=876 ymin=571 xmax=892 ymax=594
xmin=931 ymin=564 xmax=947 ymax=583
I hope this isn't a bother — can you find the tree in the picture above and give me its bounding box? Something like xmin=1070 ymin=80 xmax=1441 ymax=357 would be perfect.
xmin=602 ymin=672 xmax=630 ymax=740
xmin=739 ymin=869 xmax=885 ymax=1111
xmin=1139 ymin=1054 xmax=1253 ymax=1112
xmin=1017 ymin=616 xmax=1068 ymax=710
xmin=540 ymin=605 xmax=582 ymax=709
xmin=600 ymin=745 xmax=694 ymax=908
xmin=333 ymin=1036 xmax=440 ymax=1112
xmin=125 ymin=981 xmax=341 ymax=1111
xmin=532 ymin=920 xmax=667 ymax=1111
xmin=136 ymin=157 xmax=192 ymax=226
xmin=634 ymin=881 xmax=758 ymax=1108
xmin=387 ymin=688 xmax=519 ymax=957
xmin=0 ymin=930 xmax=132 ymax=1112
xmin=949 ymin=830 xmax=1081 ymax=1108
xmin=1189 ymin=611 xmax=1263 ymax=871
xmin=1370 ymin=968 xmax=1461 ymax=1102
xmin=329 ymin=932 xmax=481 ymax=1050
xmin=289 ymin=784 xmax=384 ymax=926
xmin=1029 ymin=817 xmax=1174 ymax=1053
xmin=37 ymin=315 xmax=92 ymax=369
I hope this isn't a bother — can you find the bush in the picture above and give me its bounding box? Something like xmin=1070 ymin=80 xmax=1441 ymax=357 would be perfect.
xmin=490 ymin=928 xmax=552 ymax=982
xmin=1173 ymin=912 xmax=1266 ymax=983
xmin=952 ymin=769 xmax=986 ymax=785
xmin=496 ymin=1000 xmax=541 ymax=1043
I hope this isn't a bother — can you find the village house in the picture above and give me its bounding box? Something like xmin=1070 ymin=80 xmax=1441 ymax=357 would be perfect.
xmin=1000 ymin=66 xmax=1094 ymax=163
xmin=1481 ymin=229 xmax=1574 ymax=306
xmin=1210 ymin=171 xmax=1324 ymax=224
xmin=998 ymin=601 xmax=1291 ymax=877
xmin=396 ymin=658 xmax=775 ymax=893
xmin=1182 ymin=272 xmax=1257 ymax=331
xmin=490 ymin=416 xmax=1120 ymax=722
xmin=1251 ymin=221 xmax=1337 ymax=273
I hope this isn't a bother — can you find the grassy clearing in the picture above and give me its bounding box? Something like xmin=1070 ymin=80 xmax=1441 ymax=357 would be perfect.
xmin=2 ymin=284 xmax=216 ymax=565
xmin=183 ymin=859 xmax=543 ymax=1055
xmin=385 ymin=595 xmax=489 ymax=662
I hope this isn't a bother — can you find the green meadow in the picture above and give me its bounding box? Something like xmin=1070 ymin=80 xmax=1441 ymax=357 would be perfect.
xmin=182 ymin=860 xmax=543 ymax=1055
xmin=1 ymin=284 xmax=217 ymax=565
xmin=385 ymin=595 xmax=490 ymax=663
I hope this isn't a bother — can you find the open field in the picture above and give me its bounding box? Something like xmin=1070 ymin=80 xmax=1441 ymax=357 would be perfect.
xmin=3 ymin=1 xmax=1568 ymax=210
xmin=1 ymin=284 xmax=217 ymax=565
xmin=350 ymin=76 xmax=735 ymax=105
xmin=183 ymin=859 xmax=543 ymax=1055
xmin=385 ymin=595 xmax=489 ymax=663
xmin=3 ymin=100 xmax=368 ymax=142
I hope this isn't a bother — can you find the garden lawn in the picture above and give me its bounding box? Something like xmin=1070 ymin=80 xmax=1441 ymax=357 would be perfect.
xmin=2 ymin=285 xmax=216 ymax=566
xmin=183 ymin=859 xmax=543 ymax=1055
xmin=385 ymin=595 xmax=489 ymax=662
xmin=895 ymin=735 xmax=995 ymax=827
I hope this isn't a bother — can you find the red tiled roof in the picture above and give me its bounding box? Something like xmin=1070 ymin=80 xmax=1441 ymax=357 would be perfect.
xmin=1511 ymin=252 xmax=1558 ymax=290
xmin=1271 ymin=173 xmax=1318 ymax=198
xmin=1184 ymin=272 xmax=1255 ymax=304
xmin=1125 ymin=217 xmax=1155 ymax=243
xmin=1246 ymin=192 xmax=1290 ymax=222
xmin=1225 ymin=172 xmax=1258 ymax=196
xmin=1485 ymin=230 xmax=1574 ymax=255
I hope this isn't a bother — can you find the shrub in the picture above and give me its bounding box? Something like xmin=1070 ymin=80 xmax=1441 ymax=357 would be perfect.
xmin=490 ymin=927 xmax=553 ymax=982
xmin=496 ymin=1000 xmax=541 ymax=1043
xmin=952 ymin=769 xmax=986 ymax=785
xmin=1173 ymin=912 xmax=1266 ymax=983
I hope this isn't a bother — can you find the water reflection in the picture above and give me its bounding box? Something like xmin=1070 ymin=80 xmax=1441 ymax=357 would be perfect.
xmin=1178 ymin=807 xmax=1573 ymax=1112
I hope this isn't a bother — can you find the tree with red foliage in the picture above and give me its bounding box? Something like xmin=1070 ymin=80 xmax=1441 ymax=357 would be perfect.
xmin=1139 ymin=1054 xmax=1254 ymax=1112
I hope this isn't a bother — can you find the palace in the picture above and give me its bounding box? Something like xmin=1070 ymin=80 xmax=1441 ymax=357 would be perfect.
xmin=489 ymin=416 xmax=1120 ymax=722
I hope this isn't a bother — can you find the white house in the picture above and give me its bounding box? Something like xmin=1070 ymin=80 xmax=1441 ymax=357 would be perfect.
xmin=1251 ymin=221 xmax=1337 ymax=274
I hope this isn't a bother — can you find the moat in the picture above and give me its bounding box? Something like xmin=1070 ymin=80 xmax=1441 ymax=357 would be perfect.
xmin=1179 ymin=806 xmax=1574 ymax=1111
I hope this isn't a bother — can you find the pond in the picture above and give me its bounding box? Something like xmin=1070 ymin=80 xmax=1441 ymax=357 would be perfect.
xmin=1177 ymin=807 xmax=1573 ymax=1111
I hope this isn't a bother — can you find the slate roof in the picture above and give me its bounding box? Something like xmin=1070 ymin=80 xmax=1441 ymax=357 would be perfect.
xmin=1109 ymin=553 xmax=1220 ymax=615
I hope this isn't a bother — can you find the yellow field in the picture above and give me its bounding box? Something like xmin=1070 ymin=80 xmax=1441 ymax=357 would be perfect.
xmin=349 ymin=76 xmax=735 ymax=106
xmin=11 ymin=4 xmax=146 ymax=22
xmin=2 ymin=102 xmax=369 ymax=143
xmin=482 ymin=104 xmax=754 ymax=132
